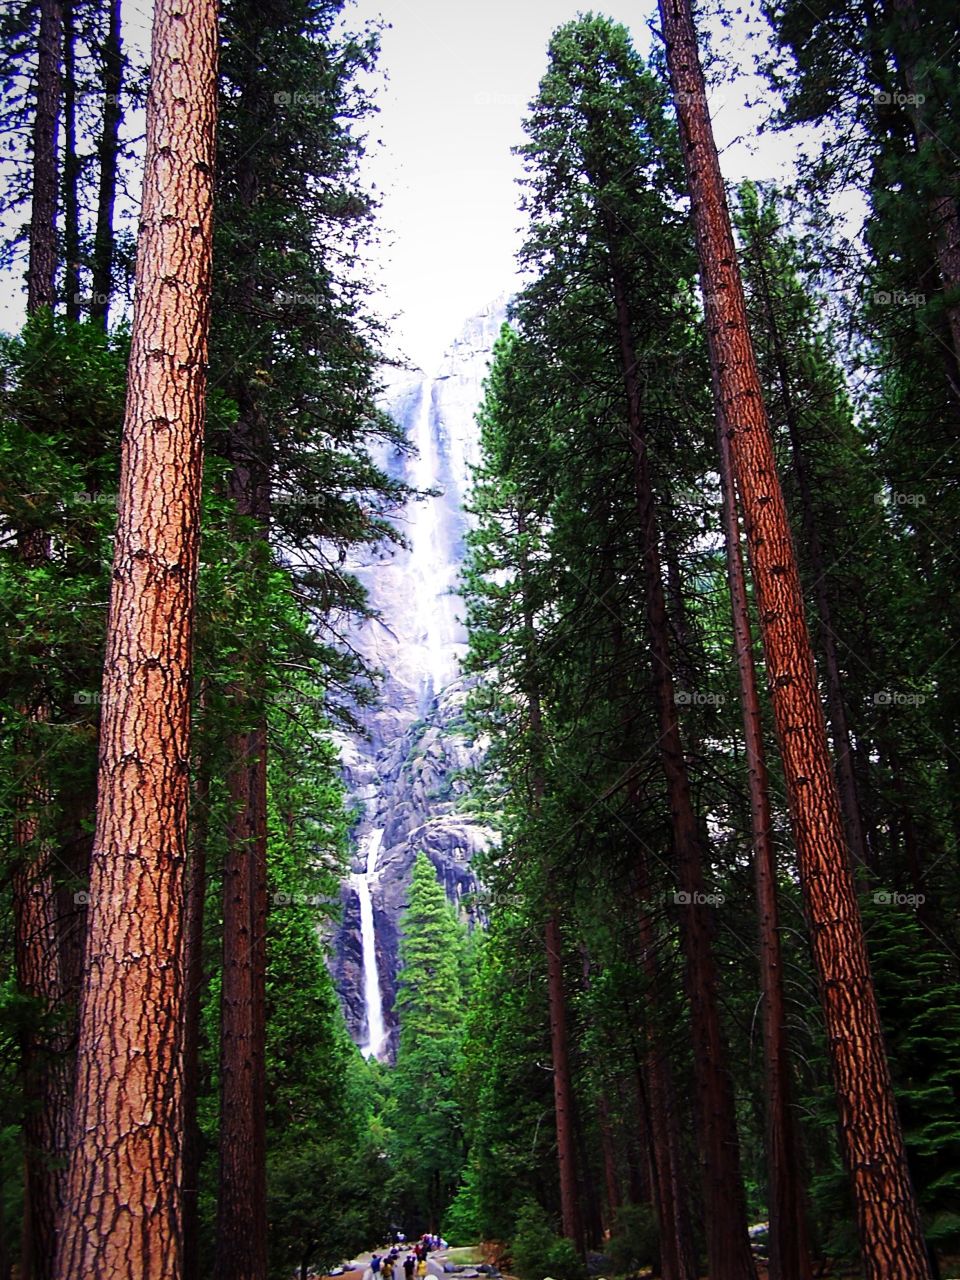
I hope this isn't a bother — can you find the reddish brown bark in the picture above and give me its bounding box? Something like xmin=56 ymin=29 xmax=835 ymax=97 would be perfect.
xmin=659 ymin=2 xmax=932 ymax=1275
xmin=717 ymin=412 xmax=811 ymax=1280
xmin=745 ymin=233 xmax=870 ymax=874
xmin=27 ymin=0 xmax=62 ymax=313
xmin=52 ymin=0 xmax=218 ymax=1272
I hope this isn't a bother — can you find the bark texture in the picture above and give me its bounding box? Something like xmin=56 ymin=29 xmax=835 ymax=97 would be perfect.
xmin=27 ymin=0 xmax=62 ymax=313
xmin=53 ymin=0 xmax=218 ymax=1272
xmin=659 ymin=1 xmax=931 ymax=1274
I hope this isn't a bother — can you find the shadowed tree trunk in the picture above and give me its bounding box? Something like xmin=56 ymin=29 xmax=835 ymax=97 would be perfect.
xmin=603 ymin=243 xmax=755 ymax=1279
xmin=717 ymin=403 xmax=811 ymax=1280
xmin=887 ymin=0 xmax=960 ymax=381
xmin=183 ymin=710 xmax=212 ymax=1280
xmin=62 ymin=0 xmax=80 ymax=321
xmin=659 ymin=1 xmax=932 ymax=1274
xmin=52 ymin=0 xmax=218 ymax=1272
xmin=16 ymin=6 xmax=66 ymax=1262
xmin=27 ymin=0 xmax=62 ymax=312
xmin=214 ymin=383 xmax=270 ymax=1280
xmin=518 ymin=507 xmax=585 ymax=1252
xmin=90 ymin=0 xmax=123 ymax=327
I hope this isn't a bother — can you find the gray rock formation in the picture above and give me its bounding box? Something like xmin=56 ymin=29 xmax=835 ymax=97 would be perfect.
xmin=330 ymin=299 xmax=508 ymax=1061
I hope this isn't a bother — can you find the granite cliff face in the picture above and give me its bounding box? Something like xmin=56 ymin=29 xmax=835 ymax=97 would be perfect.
xmin=330 ymin=300 xmax=507 ymax=1061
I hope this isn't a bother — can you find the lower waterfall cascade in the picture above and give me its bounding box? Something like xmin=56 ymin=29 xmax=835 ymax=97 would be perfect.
xmin=352 ymin=828 xmax=386 ymax=1059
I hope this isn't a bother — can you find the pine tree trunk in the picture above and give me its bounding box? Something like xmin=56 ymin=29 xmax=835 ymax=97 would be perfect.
xmin=887 ymin=0 xmax=960 ymax=379
xmin=27 ymin=0 xmax=62 ymax=313
xmin=748 ymin=238 xmax=870 ymax=874
xmin=215 ymin=723 xmax=269 ymax=1280
xmin=52 ymin=0 xmax=218 ymax=1271
xmin=659 ymin=1 xmax=932 ymax=1273
xmin=90 ymin=0 xmax=123 ymax=327
xmin=183 ymin=729 xmax=211 ymax=1280
xmin=520 ymin=511 xmax=584 ymax=1252
xmin=215 ymin=389 xmax=270 ymax=1280
xmin=631 ymin=841 xmax=697 ymax=1280
xmin=606 ymin=252 xmax=755 ymax=1280
xmin=597 ymin=1092 xmax=621 ymax=1230
xmin=13 ymin=845 xmax=71 ymax=1280
xmin=717 ymin=409 xmax=811 ymax=1280
xmin=62 ymin=0 xmax=80 ymax=322
xmin=545 ymin=912 xmax=584 ymax=1251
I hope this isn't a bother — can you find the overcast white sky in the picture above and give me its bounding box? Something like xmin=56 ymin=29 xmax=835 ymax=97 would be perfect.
xmin=350 ymin=0 xmax=802 ymax=371
xmin=1 ymin=0 xmax=806 ymax=368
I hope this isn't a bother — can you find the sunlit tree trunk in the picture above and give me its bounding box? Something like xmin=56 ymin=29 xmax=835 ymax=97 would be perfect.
xmin=659 ymin=1 xmax=932 ymax=1274
xmin=745 ymin=233 xmax=870 ymax=874
xmin=53 ymin=0 xmax=218 ymax=1272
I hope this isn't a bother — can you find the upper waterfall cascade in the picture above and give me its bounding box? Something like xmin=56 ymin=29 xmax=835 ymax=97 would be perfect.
xmin=331 ymin=299 xmax=508 ymax=1060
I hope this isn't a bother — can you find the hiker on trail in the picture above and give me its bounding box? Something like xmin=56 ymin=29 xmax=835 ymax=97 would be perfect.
xmin=403 ymin=1255 xmax=416 ymax=1280
xmin=372 ymin=1256 xmax=381 ymax=1276
xmin=416 ymin=1258 xmax=427 ymax=1279
xmin=382 ymin=1257 xmax=394 ymax=1280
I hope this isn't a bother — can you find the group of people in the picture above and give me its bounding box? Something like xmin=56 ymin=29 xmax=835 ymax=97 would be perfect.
xmin=371 ymin=1234 xmax=446 ymax=1280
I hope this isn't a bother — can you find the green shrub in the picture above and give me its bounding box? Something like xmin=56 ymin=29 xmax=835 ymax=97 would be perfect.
xmin=511 ymin=1201 xmax=586 ymax=1280
xmin=605 ymin=1204 xmax=659 ymax=1275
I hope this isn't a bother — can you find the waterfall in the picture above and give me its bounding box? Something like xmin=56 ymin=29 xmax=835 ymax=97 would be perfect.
xmin=352 ymin=828 xmax=386 ymax=1059
xmin=406 ymin=381 xmax=459 ymax=704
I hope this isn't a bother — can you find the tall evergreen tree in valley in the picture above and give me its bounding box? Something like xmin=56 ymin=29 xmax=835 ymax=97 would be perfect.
xmin=658 ymin=0 xmax=932 ymax=1274
xmin=391 ymin=853 xmax=471 ymax=1232
xmin=510 ymin=20 xmax=754 ymax=1276
xmin=209 ymin=2 xmax=403 ymax=1272
xmin=51 ymin=0 xmax=218 ymax=1272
